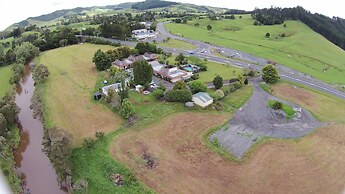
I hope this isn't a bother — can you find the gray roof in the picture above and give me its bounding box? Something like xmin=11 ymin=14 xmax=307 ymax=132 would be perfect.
xmin=193 ymin=92 xmax=213 ymax=103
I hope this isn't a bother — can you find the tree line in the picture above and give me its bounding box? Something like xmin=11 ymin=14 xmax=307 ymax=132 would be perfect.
xmin=252 ymin=6 xmax=345 ymax=50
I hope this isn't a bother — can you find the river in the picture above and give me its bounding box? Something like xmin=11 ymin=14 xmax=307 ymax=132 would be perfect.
xmin=13 ymin=62 xmax=67 ymax=194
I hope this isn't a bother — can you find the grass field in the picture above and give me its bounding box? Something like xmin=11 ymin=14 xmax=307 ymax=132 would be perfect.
xmin=165 ymin=15 xmax=345 ymax=85
xmin=35 ymin=43 xmax=123 ymax=145
xmin=158 ymin=38 xmax=197 ymax=50
xmin=111 ymin=81 xmax=345 ymax=193
xmin=268 ymin=99 xmax=296 ymax=119
xmin=71 ymin=130 xmax=154 ymax=194
xmin=271 ymin=82 xmax=345 ymax=122
xmin=0 ymin=65 xmax=13 ymax=98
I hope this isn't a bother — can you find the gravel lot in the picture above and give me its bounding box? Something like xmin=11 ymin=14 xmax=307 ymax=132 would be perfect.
xmin=210 ymin=77 xmax=322 ymax=158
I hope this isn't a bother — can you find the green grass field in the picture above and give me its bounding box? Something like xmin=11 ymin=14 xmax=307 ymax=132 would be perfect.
xmin=0 ymin=65 xmax=13 ymax=98
xmin=268 ymin=100 xmax=296 ymax=119
xmin=165 ymin=15 xmax=345 ymax=85
xmin=158 ymin=38 xmax=197 ymax=50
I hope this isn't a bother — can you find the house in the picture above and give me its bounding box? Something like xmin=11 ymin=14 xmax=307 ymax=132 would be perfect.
xmin=192 ymin=92 xmax=213 ymax=108
xmin=149 ymin=61 xmax=192 ymax=83
xmin=112 ymin=59 xmax=134 ymax=69
xmin=101 ymin=83 xmax=122 ymax=96
xmin=144 ymin=53 xmax=157 ymax=61
xmin=132 ymin=29 xmax=157 ymax=40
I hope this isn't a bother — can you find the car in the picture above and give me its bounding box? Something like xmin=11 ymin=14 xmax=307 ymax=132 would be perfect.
xmin=189 ymin=50 xmax=195 ymax=54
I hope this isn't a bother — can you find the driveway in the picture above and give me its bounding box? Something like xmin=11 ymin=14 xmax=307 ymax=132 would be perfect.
xmin=210 ymin=77 xmax=322 ymax=158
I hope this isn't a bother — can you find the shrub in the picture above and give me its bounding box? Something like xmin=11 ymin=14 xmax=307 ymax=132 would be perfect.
xmin=83 ymin=137 xmax=95 ymax=149
xmin=262 ymin=64 xmax=280 ymax=84
xmin=272 ymin=101 xmax=283 ymax=110
xmin=95 ymin=131 xmax=105 ymax=139
xmin=119 ymin=99 xmax=135 ymax=119
xmin=173 ymin=81 xmax=187 ymax=90
xmin=222 ymin=85 xmax=237 ymax=95
xmin=215 ymin=90 xmax=225 ymax=99
xmin=152 ymin=89 xmax=164 ymax=99
xmin=233 ymin=81 xmax=242 ymax=89
xmin=189 ymin=80 xmax=207 ymax=93
xmin=164 ymin=89 xmax=192 ymax=103
xmin=191 ymin=73 xmax=199 ymax=80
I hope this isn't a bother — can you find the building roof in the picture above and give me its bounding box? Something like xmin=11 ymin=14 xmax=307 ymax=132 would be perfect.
xmin=193 ymin=92 xmax=213 ymax=103
xmin=102 ymin=83 xmax=122 ymax=93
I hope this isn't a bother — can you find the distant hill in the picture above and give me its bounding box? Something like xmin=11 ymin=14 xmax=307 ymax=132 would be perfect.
xmin=132 ymin=0 xmax=179 ymax=10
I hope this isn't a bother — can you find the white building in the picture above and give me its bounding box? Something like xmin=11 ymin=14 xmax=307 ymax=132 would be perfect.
xmin=192 ymin=92 xmax=213 ymax=108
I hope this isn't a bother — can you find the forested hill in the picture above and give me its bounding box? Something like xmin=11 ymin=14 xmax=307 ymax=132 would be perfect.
xmin=132 ymin=0 xmax=179 ymax=10
xmin=252 ymin=7 xmax=345 ymax=50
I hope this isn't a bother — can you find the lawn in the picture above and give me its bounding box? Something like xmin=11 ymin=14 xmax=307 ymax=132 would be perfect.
xmin=0 ymin=65 xmax=13 ymax=98
xmin=35 ymin=43 xmax=123 ymax=145
xmin=71 ymin=130 xmax=154 ymax=194
xmin=165 ymin=15 xmax=345 ymax=85
xmin=158 ymin=38 xmax=197 ymax=50
xmin=268 ymin=99 xmax=296 ymax=119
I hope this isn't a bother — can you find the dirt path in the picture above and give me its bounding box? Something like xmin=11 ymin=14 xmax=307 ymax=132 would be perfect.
xmin=210 ymin=78 xmax=321 ymax=158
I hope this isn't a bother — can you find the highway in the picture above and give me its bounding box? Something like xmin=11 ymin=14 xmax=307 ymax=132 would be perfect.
xmin=156 ymin=22 xmax=345 ymax=100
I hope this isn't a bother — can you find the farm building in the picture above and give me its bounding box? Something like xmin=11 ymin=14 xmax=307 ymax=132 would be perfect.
xmin=192 ymin=92 xmax=213 ymax=108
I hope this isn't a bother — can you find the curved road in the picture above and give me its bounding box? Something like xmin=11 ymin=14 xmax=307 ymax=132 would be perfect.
xmin=156 ymin=22 xmax=345 ymax=100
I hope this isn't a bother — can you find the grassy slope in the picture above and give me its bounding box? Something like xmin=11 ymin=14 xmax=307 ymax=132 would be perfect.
xmin=35 ymin=43 xmax=123 ymax=145
xmin=165 ymin=15 xmax=345 ymax=84
xmin=0 ymin=65 xmax=13 ymax=98
xmin=271 ymin=82 xmax=345 ymax=122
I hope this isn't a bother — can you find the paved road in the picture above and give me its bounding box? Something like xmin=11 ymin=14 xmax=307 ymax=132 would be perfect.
xmin=156 ymin=22 xmax=345 ymax=100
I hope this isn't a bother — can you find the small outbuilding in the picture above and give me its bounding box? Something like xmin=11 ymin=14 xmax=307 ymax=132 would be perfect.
xmin=192 ymin=92 xmax=213 ymax=108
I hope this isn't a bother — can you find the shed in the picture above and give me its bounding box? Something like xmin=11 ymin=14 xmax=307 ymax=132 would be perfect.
xmin=93 ymin=92 xmax=102 ymax=101
xmin=192 ymin=92 xmax=213 ymax=108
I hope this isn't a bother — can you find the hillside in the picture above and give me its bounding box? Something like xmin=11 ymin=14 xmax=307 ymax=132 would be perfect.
xmin=166 ymin=15 xmax=345 ymax=85
xmin=3 ymin=1 xmax=229 ymax=31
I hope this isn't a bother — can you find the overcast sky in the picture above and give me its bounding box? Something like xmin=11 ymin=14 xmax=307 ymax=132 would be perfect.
xmin=0 ymin=0 xmax=343 ymax=31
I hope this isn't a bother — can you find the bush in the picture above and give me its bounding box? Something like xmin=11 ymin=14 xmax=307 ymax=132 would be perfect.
xmin=222 ymin=85 xmax=237 ymax=96
xmin=191 ymin=73 xmax=199 ymax=80
xmin=272 ymin=101 xmax=283 ymax=110
xmin=152 ymin=89 xmax=164 ymax=99
xmin=164 ymin=89 xmax=192 ymax=103
xmin=158 ymin=82 xmax=166 ymax=91
xmin=95 ymin=131 xmax=105 ymax=139
xmin=33 ymin=64 xmax=50 ymax=83
xmin=262 ymin=64 xmax=280 ymax=84
xmin=83 ymin=137 xmax=95 ymax=149
xmin=233 ymin=81 xmax=242 ymax=89
xmin=215 ymin=90 xmax=225 ymax=99
xmin=189 ymin=80 xmax=207 ymax=93
xmin=173 ymin=81 xmax=187 ymax=90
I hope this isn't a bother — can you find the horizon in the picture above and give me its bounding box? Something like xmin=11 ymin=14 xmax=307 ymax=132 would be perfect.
xmin=0 ymin=0 xmax=344 ymax=31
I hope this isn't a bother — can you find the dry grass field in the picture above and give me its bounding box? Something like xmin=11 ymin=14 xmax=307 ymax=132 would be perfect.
xmin=36 ymin=44 xmax=123 ymax=145
xmin=111 ymin=84 xmax=345 ymax=194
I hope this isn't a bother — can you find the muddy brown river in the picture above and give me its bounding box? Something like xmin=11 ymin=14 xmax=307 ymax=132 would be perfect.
xmin=14 ymin=63 xmax=66 ymax=194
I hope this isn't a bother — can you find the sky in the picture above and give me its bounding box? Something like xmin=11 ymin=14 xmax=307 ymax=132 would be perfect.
xmin=0 ymin=0 xmax=344 ymax=31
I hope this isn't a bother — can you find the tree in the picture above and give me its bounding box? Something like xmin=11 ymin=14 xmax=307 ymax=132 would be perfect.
xmin=213 ymin=75 xmax=223 ymax=89
xmin=119 ymin=99 xmax=135 ymax=119
xmin=152 ymin=89 xmax=164 ymax=99
xmin=262 ymin=64 xmax=280 ymax=83
xmin=175 ymin=53 xmax=186 ymax=66
xmin=207 ymin=24 xmax=213 ymax=30
xmin=244 ymin=78 xmax=249 ymax=85
xmin=215 ymin=90 xmax=225 ymax=99
xmin=43 ymin=128 xmax=72 ymax=181
xmin=164 ymin=89 xmax=192 ymax=103
xmin=118 ymin=79 xmax=129 ymax=102
xmin=0 ymin=44 xmax=4 ymax=58
xmin=92 ymin=49 xmax=111 ymax=71
xmin=238 ymin=74 xmax=243 ymax=85
xmin=15 ymin=42 xmax=39 ymax=64
xmin=33 ymin=64 xmax=50 ymax=82
xmin=133 ymin=60 xmax=153 ymax=85
xmin=173 ymin=81 xmax=187 ymax=90
xmin=272 ymin=101 xmax=283 ymax=110
xmin=189 ymin=80 xmax=207 ymax=93
xmin=0 ymin=113 xmax=8 ymax=136
xmin=265 ymin=32 xmax=271 ymax=38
